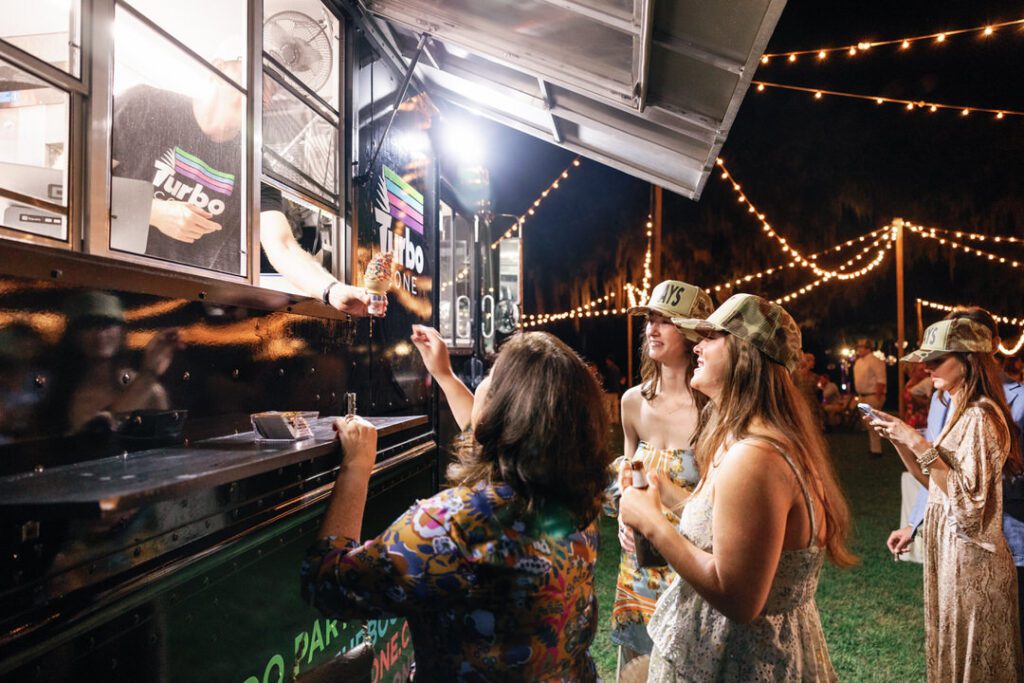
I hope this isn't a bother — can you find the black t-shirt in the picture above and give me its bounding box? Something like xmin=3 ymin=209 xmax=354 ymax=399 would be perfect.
xmin=112 ymin=85 xmax=282 ymax=274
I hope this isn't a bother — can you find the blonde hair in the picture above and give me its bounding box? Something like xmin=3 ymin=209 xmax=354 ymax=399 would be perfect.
xmin=696 ymin=335 xmax=857 ymax=567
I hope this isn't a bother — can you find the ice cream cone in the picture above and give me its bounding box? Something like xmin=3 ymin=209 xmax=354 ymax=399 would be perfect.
xmin=364 ymin=252 xmax=392 ymax=316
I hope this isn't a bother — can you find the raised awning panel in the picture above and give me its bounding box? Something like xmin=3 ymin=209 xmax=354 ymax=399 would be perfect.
xmin=357 ymin=0 xmax=786 ymax=198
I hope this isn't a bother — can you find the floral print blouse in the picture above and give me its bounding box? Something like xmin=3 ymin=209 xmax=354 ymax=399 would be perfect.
xmin=302 ymin=481 xmax=599 ymax=682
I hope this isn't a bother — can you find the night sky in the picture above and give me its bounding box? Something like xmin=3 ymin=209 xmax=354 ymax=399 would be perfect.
xmin=451 ymin=0 xmax=1024 ymax=366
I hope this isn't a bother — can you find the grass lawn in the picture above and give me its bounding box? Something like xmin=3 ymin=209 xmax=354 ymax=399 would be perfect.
xmin=592 ymin=431 xmax=926 ymax=681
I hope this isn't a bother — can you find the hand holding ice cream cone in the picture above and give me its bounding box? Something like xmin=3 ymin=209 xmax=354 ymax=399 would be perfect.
xmin=364 ymin=252 xmax=393 ymax=317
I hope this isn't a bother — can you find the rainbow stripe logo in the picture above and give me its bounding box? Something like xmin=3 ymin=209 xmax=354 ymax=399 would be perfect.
xmin=383 ymin=166 xmax=424 ymax=234
xmin=173 ymin=147 xmax=235 ymax=196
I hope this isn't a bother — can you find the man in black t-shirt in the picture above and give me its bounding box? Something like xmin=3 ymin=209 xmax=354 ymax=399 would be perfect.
xmin=112 ymin=59 xmax=374 ymax=315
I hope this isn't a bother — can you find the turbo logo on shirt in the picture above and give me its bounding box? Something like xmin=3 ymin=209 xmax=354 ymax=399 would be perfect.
xmin=151 ymin=147 xmax=235 ymax=216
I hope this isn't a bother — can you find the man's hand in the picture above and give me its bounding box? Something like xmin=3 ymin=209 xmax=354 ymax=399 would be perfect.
xmin=149 ymin=200 xmax=222 ymax=243
xmin=617 ymin=518 xmax=636 ymax=553
xmin=887 ymin=525 xmax=915 ymax=558
xmin=328 ymin=283 xmax=373 ymax=317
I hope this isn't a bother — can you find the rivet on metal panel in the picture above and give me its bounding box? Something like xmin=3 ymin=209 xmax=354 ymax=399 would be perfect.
xmin=315 ymin=394 xmax=321 ymax=402
xmin=330 ymin=392 xmax=336 ymax=400
xmin=182 ymin=371 xmax=191 ymax=381
xmin=310 ymin=367 xmax=316 ymax=375
xmin=121 ymin=372 xmax=131 ymax=385
xmin=33 ymin=464 xmax=43 ymax=473
xmin=278 ymin=368 xmax=285 ymax=376
xmin=34 ymin=375 xmax=46 ymax=388
xmin=232 ymin=369 xmax=240 ymax=379
xmin=198 ymin=291 xmax=207 ymax=300
xmin=50 ymin=269 xmax=62 ymax=278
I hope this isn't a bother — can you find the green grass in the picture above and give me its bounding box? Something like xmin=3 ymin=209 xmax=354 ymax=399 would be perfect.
xmin=592 ymin=431 xmax=925 ymax=681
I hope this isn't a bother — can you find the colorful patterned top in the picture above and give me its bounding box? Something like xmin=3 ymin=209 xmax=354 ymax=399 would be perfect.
xmin=603 ymin=441 xmax=700 ymax=653
xmin=302 ymin=481 xmax=600 ymax=682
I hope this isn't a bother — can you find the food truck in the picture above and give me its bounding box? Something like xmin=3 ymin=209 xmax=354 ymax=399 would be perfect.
xmin=0 ymin=0 xmax=782 ymax=679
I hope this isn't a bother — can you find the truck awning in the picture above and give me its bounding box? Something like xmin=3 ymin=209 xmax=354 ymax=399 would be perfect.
xmin=355 ymin=0 xmax=786 ymax=199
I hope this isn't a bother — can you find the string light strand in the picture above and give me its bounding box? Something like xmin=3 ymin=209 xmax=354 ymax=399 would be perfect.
xmin=490 ymin=157 xmax=582 ymax=250
xmin=905 ymin=223 xmax=1023 ymax=269
xmin=752 ymin=80 xmax=1022 ymax=119
xmin=761 ymin=18 xmax=1024 ymax=61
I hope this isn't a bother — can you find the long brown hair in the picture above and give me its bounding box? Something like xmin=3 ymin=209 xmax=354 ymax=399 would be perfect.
xmin=638 ymin=320 xmax=708 ymax=443
xmin=696 ymin=335 xmax=857 ymax=567
xmin=940 ymin=351 xmax=1022 ymax=476
xmin=449 ymin=332 xmax=612 ymax=527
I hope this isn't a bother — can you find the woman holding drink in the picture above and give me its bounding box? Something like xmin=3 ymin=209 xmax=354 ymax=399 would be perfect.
xmin=603 ymin=279 xmax=712 ymax=680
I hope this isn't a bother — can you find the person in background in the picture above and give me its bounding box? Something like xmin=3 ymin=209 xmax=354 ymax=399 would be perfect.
xmin=44 ymin=292 xmax=182 ymax=434
xmin=621 ymin=294 xmax=855 ymax=681
xmin=302 ymin=327 xmax=612 ymax=681
xmin=887 ymin=307 xmax=1024 ymax=651
xmin=112 ymin=54 xmax=373 ymax=315
xmin=853 ymin=338 xmax=887 ymax=458
xmin=794 ymin=352 xmax=824 ymax=429
xmin=604 ymin=279 xmax=712 ymax=681
xmin=602 ymin=355 xmax=624 ymax=396
xmin=1006 ymin=355 xmax=1024 ymax=383
xmin=819 ymin=373 xmax=846 ymax=431
xmin=903 ymin=362 xmax=931 ymax=429
xmin=869 ymin=315 xmax=1023 ymax=680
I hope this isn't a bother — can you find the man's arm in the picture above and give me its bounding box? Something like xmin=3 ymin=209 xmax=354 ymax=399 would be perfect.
xmin=260 ymin=209 xmax=370 ymax=316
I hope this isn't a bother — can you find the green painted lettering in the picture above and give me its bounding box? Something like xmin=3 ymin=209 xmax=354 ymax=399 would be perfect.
xmin=325 ymin=619 xmax=339 ymax=646
xmin=264 ymin=654 xmax=285 ymax=683
xmin=294 ymin=632 xmax=309 ymax=663
xmin=308 ymin=620 xmax=325 ymax=663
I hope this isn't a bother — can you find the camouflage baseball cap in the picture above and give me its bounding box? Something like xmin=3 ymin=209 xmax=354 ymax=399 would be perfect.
xmin=672 ymin=293 xmax=803 ymax=372
xmin=628 ymin=280 xmax=713 ymax=341
xmin=901 ymin=318 xmax=992 ymax=363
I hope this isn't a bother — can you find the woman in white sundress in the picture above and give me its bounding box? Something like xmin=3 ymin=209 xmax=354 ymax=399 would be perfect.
xmin=620 ymin=293 xmax=856 ymax=681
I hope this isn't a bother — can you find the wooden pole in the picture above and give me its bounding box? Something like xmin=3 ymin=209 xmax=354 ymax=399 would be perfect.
xmin=894 ymin=218 xmax=906 ymax=419
xmin=653 ymin=185 xmax=663 ymax=284
xmin=916 ymin=298 xmax=924 ymax=344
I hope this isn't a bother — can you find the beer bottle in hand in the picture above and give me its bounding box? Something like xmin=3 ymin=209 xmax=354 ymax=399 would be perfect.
xmin=630 ymin=460 xmax=667 ymax=568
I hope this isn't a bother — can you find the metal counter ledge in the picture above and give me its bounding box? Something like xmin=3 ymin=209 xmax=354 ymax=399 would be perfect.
xmin=0 ymin=415 xmax=427 ymax=516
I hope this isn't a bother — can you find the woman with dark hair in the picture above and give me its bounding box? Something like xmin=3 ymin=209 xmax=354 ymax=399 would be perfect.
xmin=620 ymin=294 xmax=855 ymax=681
xmin=603 ymin=280 xmax=712 ymax=680
xmin=302 ymin=327 xmax=612 ymax=681
xmin=869 ymin=316 xmax=1024 ymax=680
xmin=45 ymin=291 xmax=180 ymax=434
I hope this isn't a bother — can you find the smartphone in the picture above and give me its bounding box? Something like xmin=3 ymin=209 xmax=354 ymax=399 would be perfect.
xmin=856 ymin=402 xmax=878 ymax=420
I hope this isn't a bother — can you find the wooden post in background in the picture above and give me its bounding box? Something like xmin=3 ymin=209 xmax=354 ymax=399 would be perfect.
xmin=894 ymin=218 xmax=906 ymax=419
xmin=653 ymin=185 xmax=663 ymax=284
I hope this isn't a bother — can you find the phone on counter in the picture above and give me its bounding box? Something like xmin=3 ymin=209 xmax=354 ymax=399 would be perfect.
xmin=856 ymin=402 xmax=878 ymax=420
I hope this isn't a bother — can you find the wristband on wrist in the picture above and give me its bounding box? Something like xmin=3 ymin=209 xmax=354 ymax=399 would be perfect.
xmin=322 ymin=281 xmax=339 ymax=306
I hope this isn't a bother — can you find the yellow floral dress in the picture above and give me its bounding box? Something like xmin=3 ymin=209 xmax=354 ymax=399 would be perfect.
xmin=604 ymin=441 xmax=700 ymax=653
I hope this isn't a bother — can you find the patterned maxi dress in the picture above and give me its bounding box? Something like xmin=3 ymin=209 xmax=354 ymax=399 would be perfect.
xmin=603 ymin=442 xmax=700 ymax=654
xmin=647 ymin=438 xmax=837 ymax=682
xmin=922 ymin=405 xmax=1024 ymax=681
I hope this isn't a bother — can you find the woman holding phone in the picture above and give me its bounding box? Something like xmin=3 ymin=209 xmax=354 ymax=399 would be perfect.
xmin=867 ymin=317 xmax=1023 ymax=680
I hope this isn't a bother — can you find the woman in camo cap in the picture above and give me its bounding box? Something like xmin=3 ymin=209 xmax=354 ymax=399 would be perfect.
xmin=603 ymin=279 xmax=713 ymax=682
xmin=621 ymin=293 xmax=855 ymax=681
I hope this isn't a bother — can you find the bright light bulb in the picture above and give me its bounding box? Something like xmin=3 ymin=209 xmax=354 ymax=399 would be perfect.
xmin=984 ymin=26 xmax=994 ymax=36
xmin=849 ymin=46 xmax=857 ymax=55
xmin=788 ymin=54 xmax=796 ymax=62
xmin=818 ymin=50 xmax=827 ymax=60
xmin=757 ymin=83 xmax=765 ymax=92
xmin=961 ymin=108 xmax=970 ymax=116
xmin=901 ymin=39 xmax=910 ymax=49
xmin=996 ymin=112 xmax=1005 ymax=119
xmin=814 ymin=91 xmax=823 ymax=99
xmin=876 ymin=97 xmax=884 ymax=104
xmin=937 ymin=33 xmax=946 ymax=42
xmin=761 ymin=55 xmax=770 ymax=64
xmin=929 ymin=105 xmax=937 ymax=112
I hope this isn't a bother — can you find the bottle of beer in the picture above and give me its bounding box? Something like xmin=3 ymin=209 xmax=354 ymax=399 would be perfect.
xmin=629 ymin=460 xmax=667 ymax=568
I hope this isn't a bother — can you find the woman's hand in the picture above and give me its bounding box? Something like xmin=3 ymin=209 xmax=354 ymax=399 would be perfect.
xmin=868 ymin=410 xmax=926 ymax=452
xmin=140 ymin=329 xmax=184 ymax=377
xmin=617 ymin=518 xmax=636 ymax=553
xmin=333 ymin=415 xmax=377 ymax=474
xmin=620 ymin=473 xmax=667 ymax=538
xmin=410 ymin=325 xmax=453 ymax=379
xmin=887 ymin=525 xmax=915 ymax=559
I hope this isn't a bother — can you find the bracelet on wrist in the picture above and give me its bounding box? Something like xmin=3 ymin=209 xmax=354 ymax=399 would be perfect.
xmin=321 ymin=281 xmax=339 ymax=306
xmin=916 ymin=446 xmax=940 ymax=475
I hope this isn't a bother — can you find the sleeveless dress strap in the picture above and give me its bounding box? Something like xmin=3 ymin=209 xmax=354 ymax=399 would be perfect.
xmin=738 ymin=436 xmax=819 ymax=545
